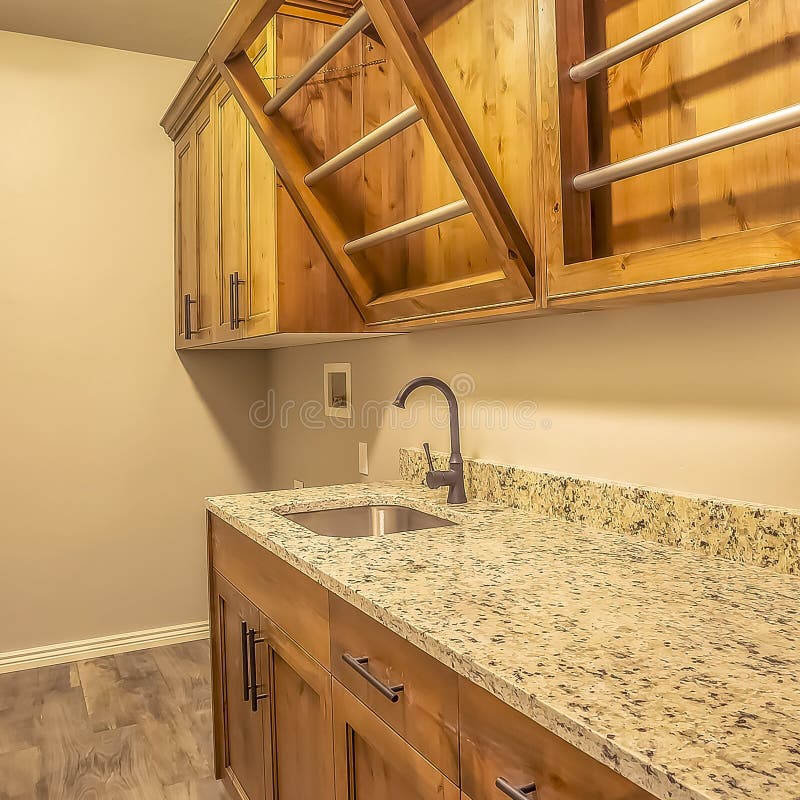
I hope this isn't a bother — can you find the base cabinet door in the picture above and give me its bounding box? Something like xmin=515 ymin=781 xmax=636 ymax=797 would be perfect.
xmin=211 ymin=572 xmax=268 ymax=800
xmin=260 ymin=614 xmax=334 ymax=800
xmin=332 ymin=679 xmax=460 ymax=800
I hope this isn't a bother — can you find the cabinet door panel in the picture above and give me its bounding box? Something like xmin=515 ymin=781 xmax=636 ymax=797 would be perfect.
xmin=175 ymin=127 xmax=197 ymax=348
xmin=215 ymin=84 xmax=248 ymax=342
xmin=211 ymin=572 xmax=267 ymax=800
xmin=332 ymin=680 xmax=459 ymax=800
xmin=175 ymin=104 xmax=215 ymax=348
xmin=262 ymin=615 xmax=334 ymax=800
xmin=196 ymin=104 xmax=218 ymax=339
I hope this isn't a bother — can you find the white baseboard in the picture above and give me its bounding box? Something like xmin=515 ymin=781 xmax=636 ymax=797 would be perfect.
xmin=0 ymin=621 xmax=210 ymax=675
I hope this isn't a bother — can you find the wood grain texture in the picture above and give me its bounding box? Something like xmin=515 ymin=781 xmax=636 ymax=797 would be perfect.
xmin=329 ymin=593 xmax=460 ymax=783
xmin=332 ymin=679 xmax=460 ymax=800
xmin=212 ymin=0 xmax=542 ymax=325
xmin=209 ymin=513 xmax=331 ymax=668
xmin=460 ymin=678 xmax=656 ymax=800
xmin=260 ymin=613 xmax=335 ymax=800
xmin=0 ymin=643 xmax=226 ymax=800
xmin=546 ymin=0 xmax=800 ymax=303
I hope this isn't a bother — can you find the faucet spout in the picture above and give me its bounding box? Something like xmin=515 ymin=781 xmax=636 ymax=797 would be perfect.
xmin=393 ymin=376 xmax=466 ymax=504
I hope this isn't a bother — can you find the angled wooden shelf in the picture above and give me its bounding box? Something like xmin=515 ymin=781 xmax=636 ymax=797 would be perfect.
xmin=209 ymin=0 xmax=539 ymax=326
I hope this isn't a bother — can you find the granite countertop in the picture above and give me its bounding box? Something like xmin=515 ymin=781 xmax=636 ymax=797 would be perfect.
xmin=206 ymin=482 xmax=800 ymax=800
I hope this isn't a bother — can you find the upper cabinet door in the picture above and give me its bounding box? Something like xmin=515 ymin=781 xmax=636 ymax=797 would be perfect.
xmin=214 ymin=83 xmax=249 ymax=343
xmin=175 ymin=105 xmax=215 ymax=349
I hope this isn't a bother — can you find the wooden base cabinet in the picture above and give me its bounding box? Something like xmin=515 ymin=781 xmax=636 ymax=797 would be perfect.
xmin=208 ymin=513 xmax=658 ymax=800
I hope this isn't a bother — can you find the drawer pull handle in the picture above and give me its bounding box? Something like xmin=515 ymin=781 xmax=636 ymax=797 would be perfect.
xmin=241 ymin=621 xmax=250 ymax=702
xmin=496 ymin=778 xmax=537 ymax=800
xmin=248 ymin=628 xmax=268 ymax=713
xmin=342 ymin=653 xmax=404 ymax=703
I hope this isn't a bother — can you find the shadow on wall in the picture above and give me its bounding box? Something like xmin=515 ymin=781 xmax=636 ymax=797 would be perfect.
xmin=177 ymin=349 xmax=274 ymax=490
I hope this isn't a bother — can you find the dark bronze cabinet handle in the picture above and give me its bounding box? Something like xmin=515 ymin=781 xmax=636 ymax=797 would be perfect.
xmin=248 ymin=628 xmax=267 ymax=712
xmin=183 ymin=293 xmax=196 ymax=340
xmin=241 ymin=621 xmax=250 ymax=701
xmin=495 ymin=778 xmax=537 ymax=800
xmin=342 ymin=653 xmax=404 ymax=703
xmin=229 ymin=272 xmax=244 ymax=331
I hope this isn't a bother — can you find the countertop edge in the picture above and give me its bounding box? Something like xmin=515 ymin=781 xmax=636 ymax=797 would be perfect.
xmin=205 ymin=496 xmax=704 ymax=800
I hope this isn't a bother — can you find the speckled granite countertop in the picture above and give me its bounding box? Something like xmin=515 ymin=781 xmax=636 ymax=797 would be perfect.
xmin=206 ymin=482 xmax=800 ymax=800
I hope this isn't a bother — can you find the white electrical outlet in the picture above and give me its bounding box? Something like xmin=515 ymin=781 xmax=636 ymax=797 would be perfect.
xmin=358 ymin=442 xmax=369 ymax=476
xmin=293 ymin=479 xmax=305 ymax=489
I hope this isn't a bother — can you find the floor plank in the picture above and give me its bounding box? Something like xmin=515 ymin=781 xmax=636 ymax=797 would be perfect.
xmin=0 ymin=640 xmax=225 ymax=800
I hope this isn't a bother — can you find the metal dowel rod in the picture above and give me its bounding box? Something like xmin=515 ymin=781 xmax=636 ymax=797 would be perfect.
xmin=573 ymin=103 xmax=800 ymax=192
xmin=343 ymin=199 xmax=471 ymax=254
xmin=569 ymin=0 xmax=749 ymax=82
xmin=305 ymin=106 xmax=422 ymax=186
xmin=264 ymin=6 xmax=371 ymax=115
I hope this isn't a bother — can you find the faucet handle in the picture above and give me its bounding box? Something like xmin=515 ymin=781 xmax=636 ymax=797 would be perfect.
xmin=422 ymin=442 xmax=435 ymax=473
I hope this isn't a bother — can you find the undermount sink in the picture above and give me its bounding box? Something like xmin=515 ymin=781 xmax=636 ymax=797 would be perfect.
xmin=281 ymin=504 xmax=455 ymax=538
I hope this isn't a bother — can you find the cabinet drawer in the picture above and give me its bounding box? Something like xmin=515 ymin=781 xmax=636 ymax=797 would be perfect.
xmin=460 ymin=679 xmax=656 ymax=800
xmin=329 ymin=594 xmax=459 ymax=783
xmin=209 ymin=512 xmax=330 ymax=667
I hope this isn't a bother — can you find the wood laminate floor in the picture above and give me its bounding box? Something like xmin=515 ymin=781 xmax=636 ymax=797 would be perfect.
xmin=0 ymin=640 xmax=227 ymax=799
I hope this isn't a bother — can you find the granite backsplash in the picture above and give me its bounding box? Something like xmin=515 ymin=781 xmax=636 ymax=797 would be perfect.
xmin=399 ymin=448 xmax=800 ymax=575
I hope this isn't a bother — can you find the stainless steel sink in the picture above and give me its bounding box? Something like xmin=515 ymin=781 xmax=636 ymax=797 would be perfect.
xmin=281 ymin=504 xmax=454 ymax=538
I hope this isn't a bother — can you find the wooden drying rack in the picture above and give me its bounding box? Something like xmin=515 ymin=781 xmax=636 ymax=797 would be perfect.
xmin=208 ymin=0 xmax=540 ymax=326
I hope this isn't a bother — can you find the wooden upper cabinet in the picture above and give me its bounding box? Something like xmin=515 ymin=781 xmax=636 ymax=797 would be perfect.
xmin=211 ymin=0 xmax=541 ymax=329
xmin=163 ymin=37 xmax=363 ymax=351
xmin=170 ymin=0 xmax=800 ymax=339
xmin=540 ymin=0 xmax=800 ymax=306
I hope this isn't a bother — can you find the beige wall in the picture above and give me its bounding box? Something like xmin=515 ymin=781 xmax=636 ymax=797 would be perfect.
xmin=262 ymin=289 xmax=800 ymax=510
xmin=0 ymin=32 xmax=272 ymax=654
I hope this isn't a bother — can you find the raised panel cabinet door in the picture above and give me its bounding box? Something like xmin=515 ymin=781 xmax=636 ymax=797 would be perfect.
xmin=211 ymin=572 xmax=268 ymax=800
xmin=174 ymin=124 xmax=198 ymax=349
xmin=332 ymin=680 xmax=460 ymax=800
xmin=174 ymin=105 xmax=215 ymax=349
xmin=213 ymin=83 xmax=248 ymax=343
xmin=260 ymin=613 xmax=334 ymax=800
